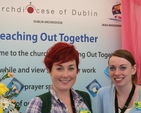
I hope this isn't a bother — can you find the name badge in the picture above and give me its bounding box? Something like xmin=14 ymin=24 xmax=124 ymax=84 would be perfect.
xmin=134 ymin=101 xmax=141 ymax=110
xmin=79 ymin=108 xmax=91 ymax=113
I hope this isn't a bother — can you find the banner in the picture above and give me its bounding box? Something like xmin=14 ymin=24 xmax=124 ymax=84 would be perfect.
xmin=0 ymin=0 xmax=121 ymax=112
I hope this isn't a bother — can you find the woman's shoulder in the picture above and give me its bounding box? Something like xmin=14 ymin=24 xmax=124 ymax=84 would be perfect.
xmin=97 ymin=85 xmax=115 ymax=94
xmin=135 ymin=84 xmax=141 ymax=93
xmin=30 ymin=96 xmax=42 ymax=103
xmin=138 ymin=85 xmax=141 ymax=94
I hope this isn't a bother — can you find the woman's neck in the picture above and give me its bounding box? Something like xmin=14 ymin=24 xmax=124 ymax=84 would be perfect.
xmin=53 ymin=86 xmax=71 ymax=99
xmin=116 ymin=84 xmax=133 ymax=97
xmin=115 ymin=83 xmax=136 ymax=109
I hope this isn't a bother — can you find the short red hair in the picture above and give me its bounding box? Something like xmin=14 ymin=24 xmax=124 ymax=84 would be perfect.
xmin=44 ymin=42 xmax=79 ymax=73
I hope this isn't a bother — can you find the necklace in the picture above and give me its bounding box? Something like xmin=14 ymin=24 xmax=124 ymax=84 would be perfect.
xmin=115 ymin=84 xmax=135 ymax=113
xmin=118 ymin=97 xmax=125 ymax=109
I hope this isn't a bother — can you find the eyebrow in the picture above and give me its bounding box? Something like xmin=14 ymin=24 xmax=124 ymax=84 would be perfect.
xmin=57 ymin=64 xmax=75 ymax=67
xmin=109 ymin=64 xmax=128 ymax=66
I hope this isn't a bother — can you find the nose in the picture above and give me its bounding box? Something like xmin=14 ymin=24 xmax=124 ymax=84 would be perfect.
xmin=62 ymin=69 xmax=69 ymax=77
xmin=115 ymin=69 xmax=120 ymax=75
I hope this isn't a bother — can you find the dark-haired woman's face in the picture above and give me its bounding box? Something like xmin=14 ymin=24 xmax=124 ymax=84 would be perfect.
xmin=108 ymin=56 xmax=136 ymax=87
xmin=49 ymin=60 xmax=77 ymax=92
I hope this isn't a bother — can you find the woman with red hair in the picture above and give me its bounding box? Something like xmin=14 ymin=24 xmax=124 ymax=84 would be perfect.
xmin=26 ymin=42 xmax=93 ymax=113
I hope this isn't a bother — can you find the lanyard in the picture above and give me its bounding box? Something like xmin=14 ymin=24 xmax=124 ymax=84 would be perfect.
xmin=70 ymin=90 xmax=76 ymax=113
xmin=115 ymin=84 xmax=135 ymax=113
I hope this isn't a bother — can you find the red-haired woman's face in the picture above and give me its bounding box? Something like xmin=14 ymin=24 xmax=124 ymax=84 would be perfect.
xmin=49 ymin=60 xmax=77 ymax=92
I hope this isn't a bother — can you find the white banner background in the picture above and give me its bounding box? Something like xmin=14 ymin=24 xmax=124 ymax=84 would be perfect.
xmin=0 ymin=0 xmax=121 ymax=112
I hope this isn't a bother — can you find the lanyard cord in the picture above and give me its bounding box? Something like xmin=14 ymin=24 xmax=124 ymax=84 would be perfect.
xmin=70 ymin=90 xmax=76 ymax=113
xmin=115 ymin=84 xmax=135 ymax=113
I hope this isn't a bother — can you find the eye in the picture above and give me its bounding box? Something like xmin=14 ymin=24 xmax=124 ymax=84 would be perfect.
xmin=109 ymin=66 xmax=116 ymax=71
xmin=68 ymin=67 xmax=74 ymax=71
xmin=57 ymin=67 xmax=63 ymax=71
xmin=120 ymin=66 xmax=126 ymax=70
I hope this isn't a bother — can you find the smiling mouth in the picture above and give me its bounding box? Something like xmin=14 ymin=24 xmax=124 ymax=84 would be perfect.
xmin=60 ymin=80 xmax=70 ymax=83
xmin=114 ymin=77 xmax=124 ymax=81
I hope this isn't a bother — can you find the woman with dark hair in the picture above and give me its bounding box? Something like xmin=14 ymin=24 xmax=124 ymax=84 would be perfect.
xmin=26 ymin=42 xmax=93 ymax=113
xmin=97 ymin=49 xmax=141 ymax=113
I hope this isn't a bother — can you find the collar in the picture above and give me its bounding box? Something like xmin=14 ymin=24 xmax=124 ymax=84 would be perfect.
xmin=49 ymin=85 xmax=83 ymax=103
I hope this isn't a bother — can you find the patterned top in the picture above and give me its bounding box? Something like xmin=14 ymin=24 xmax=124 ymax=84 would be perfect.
xmin=26 ymin=85 xmax=91 ymax=113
